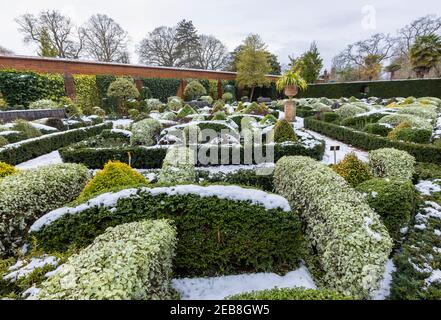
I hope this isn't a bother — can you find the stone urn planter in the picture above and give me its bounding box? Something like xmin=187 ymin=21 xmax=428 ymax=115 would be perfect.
xmin=284 ymin=85 xmax=298 ymax=122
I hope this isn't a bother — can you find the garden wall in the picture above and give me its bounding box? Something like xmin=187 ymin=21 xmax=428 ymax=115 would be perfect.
xmin=0 ymin=108 xmax=66 ymax=122
xmin=298 ymin=78 xmax=441 ymax=99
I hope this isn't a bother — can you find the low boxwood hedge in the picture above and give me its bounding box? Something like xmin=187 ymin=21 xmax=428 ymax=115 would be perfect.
xmin=59 ymin=141 xmax=325 ymax=169
xmin=0 ymin=122 xmax=112 ymax=165
xmin=227 ymin=287 xmax=354 ymax=300
xmin=29 ymin=185 xmax=304 ymax=277
xmin=304 ymin=117 xmax=441 ymax=164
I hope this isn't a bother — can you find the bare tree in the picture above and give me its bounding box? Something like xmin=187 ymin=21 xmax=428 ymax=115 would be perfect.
xmin=397 ymin=15 xmax=441 ymax=55
xmin=81 ymin=14 xmax=130 ymax=63
xmin=15 ymin=10 xmax=82 ymax=59
xmin=194 ymin=35 xmax=229 ymax=70
xmin=0 ymin=45 xmax=13 ymax=55
xmin=335 ymin=33 xmax=396 ymax=68
xmin=136 ymin=26 xmax=180 ymax=67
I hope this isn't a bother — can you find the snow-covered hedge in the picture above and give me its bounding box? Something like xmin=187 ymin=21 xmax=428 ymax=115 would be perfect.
xmin=274 ymin=156 xmax=392 ymax=298
xmin=29 ymin=185 xmax=303 ymax=276
xmin=158 ymin=146 xmax=196 ymax=184
xmin=368 ymin=148 xmax=415 ymax=181
xmin=0 ymin=164 xmax=90 ymax=257
xmin=378 ymin=114 xmax=433 ymax=131
xmin=0 ymin=122 xmax=111 ymax=165
xmin=335 ymin=104 xmax=365 ymax=119
xmin=35 ymin=220 xmax=176 ymax=300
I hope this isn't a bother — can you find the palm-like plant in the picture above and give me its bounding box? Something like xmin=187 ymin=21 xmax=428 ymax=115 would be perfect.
xmin=276 ymin=70 xmax=308 ymax=92
xmin=410 ymin=34 xmax=441 ymax=78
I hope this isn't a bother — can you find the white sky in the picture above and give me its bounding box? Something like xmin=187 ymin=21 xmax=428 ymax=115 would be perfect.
xmin=0 ymin=0 xmax=440 ymax=70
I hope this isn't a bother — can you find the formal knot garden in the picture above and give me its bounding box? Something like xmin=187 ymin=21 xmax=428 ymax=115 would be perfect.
xmin=1 ymin=71 xmax=441 ymax=300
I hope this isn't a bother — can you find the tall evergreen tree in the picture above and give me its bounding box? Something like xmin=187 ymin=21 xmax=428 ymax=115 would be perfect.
xmin=236 ymin=34 xmax=271 ymax=100
xmin=289 ymin=42 xmax=323 ymax=83
xmin=38 ymin=28 xmax=58 ymax=57
xmin=175 ymin=19 xmax=200 ymax=68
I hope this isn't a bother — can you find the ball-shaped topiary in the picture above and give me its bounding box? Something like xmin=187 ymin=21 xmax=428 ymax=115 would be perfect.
xmin=332 ymin=153 xmax=371 ymax=187
xmin=107 ymin=78 xmax=140 ymax=114
xmin=77 ymin=160 xmax=148 ymax=202
xmin=176 ymin=105 xmax=197 ymax=119
xmin=184 ymin=80 xmax=207 ymax=101
xmin=200 ymin=95 xmax=214 ymax=105
xmin=130 ymin=118 xmax=163 ymax=146
xmin=356 ymin=178 xmax=416 ymax=244
xmin=368 ymin=148 xmax=415 ymax=181
xmin=222 ymin=92 xmax=234 ymax=103
xmin=0 ymin=162 xmax=17 ymax=179
xmin=167 ymin=96 xmax=184 ymax=111
xmin=158 ymin=146 xmax=196 ymax=184
xmin=212 ymin=111 xmax=227 ymax=121
xmin=273 ymin=120 xmax=297 ymax=143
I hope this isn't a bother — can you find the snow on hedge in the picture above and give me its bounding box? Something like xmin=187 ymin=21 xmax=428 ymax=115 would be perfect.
xmin=30 ymin=185 xmax=291 ymax=232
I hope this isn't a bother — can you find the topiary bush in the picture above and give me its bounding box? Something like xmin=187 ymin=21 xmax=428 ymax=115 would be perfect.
xmin=130 ymin=118 xmax=163 ymax=146
xmin=200 ymin=95 xmax=214 ymax=105
xmin=335 ymin=104 xmax=365 ymax=119
xmin=45 ymin=118 xmax=65 ymax=131
xmin=259 ymin=114 xmax=278 ymax=126
xmin=356 ymin=178 xmax=416 ymax=245
xmin=222 ymin=92 xmax=234 ymax=103
xmin=77 ymin=160 xmax=147 ymax=203
xmin=30 ymin=185 xmax=303 ymax=276
xmin=73 ymin=75 xmax=101 ymax=115
xmin=167 ymin=96 xmax=184 ymax=111
xmin=0 ymin=164 xmax=90 ymax=257
xmin=274 ymin=156 xmax=392 ymax=298
xmin=368 ymin=148 xmax=415 ymax=181
xmin=319 ymin=112 xmax=339 ymax=123
xmin=35 ymin=220 xmax=177 ymax=300
xmin=332 ymin=153 xmax=371 ymax=187
xmin=378 ymin=114 xmax=432 ymax=131
xmin=184 ymin=80 xmax=207 ymax=101
xmin=363 ymin=123 xmax=392 ymax=137
xmin=273 ymin=120 xmax=297 ymax=143
xmin=107 ymin=78 xmax=140 ymax=114
xmin=144 ymin=98 xmax=163 ymax=112
xmin=0 ymin=162 xmax=17 ymax=179
xmin=176 ymin=104 xmax=197 ymax=119
xmin=227 ymin=287 xmax=354 ymax=300
xmin=395 ymin=128 xmax=432 ymax=144
xmin=387 ymin=121 xmax=411 ymax=140
xmin=243 ymin=102 xmax=269 ymax=116
xmin=212 ymin=111 xmax=227 ymax=121
xmin=158 ymin=147 xmax=196 ymax=184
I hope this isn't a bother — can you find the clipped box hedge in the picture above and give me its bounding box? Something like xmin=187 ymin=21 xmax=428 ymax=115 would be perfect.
xmin=0 ymin=122 xmax=112 ymax=165
xmin=297 ymin=78 xmax=441 ymax=99
xmin=227 ymin=288 xmax=353 ymax=300
xmin=29 ymin=185 xmax=304 ymax=276
xmin=274 ymin=156 xmax=392 ymax=298
xmin=59 ymin=141 xmax=325 ymax=169
xmin=36 ymin=220 xmax=177 ymax=300
xmin=304 ymin=117 xmax=441 ymax=164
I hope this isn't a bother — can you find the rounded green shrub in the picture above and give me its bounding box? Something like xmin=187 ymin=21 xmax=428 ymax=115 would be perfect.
xmin=368 ymin=148 xmax=415 ymax=181
xmin=200 ymin=96 xmax=214 ymax=105
xmin=212 ymin=111 xmax=227 ymax=121
xmin=320 ymin=112 xmax=339 ymax=123
xmin=335 ymin=104 xmax=365 ymax=119
xmin=45 ymin=118 xmax=65 ymax=131
xmin=228 ymin=287 xmax=354 ymax=300
xmin=184 ymin=80 xmax=206 ymax=101
xmin=77 ymin=160 xmax=147 ymax=202
xmin=222 ymin=92 xmax=234 ymax=103
xmin=395 ymin=128 xmax=432 ymax=144
xmin=363 ymin=123 xmax=392 ymax=137
xmin=378 ymin=114 xmax=432 ymax=131
xmin=332 ymin=153 xmax=371 ymax=187
xmin=167 ymin=96 xmax=183 ymax=111
xmin=107 ymin=78 xmax=140 ymax=114
xmin=273 ymin=120 xmax=297 ymax=143
xmin=356 ymin=178 xmax=416 ymax=244
xmin=259 ymin=114 xmax=278 ymax=126
xmin=158 ymin=147 xmax=196 ymax=184
xmin=0 ymin=163 xmax=90 ymax=257
xmin=130 ymin=118 xmax=163 ymax=146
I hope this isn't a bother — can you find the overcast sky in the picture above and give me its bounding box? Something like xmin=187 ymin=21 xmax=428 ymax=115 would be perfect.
xmin=0 ymin=0 xmax=439 ymax=70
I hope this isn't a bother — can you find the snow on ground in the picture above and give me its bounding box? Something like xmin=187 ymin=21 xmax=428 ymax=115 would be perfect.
xmin=16 ymin=151 xmax=62 ymax=170
xmin=371 ymin=259 xmax=396 ymax=300
xmin=3 ymin=256 xmax=58 ymax=282
xmin=295 ymin=117 xmax=369 ymax=164
xmin=172 ymin=265 xmax=315 ymax=300
xmin=112 ymin=119 xmax=133 ymax=129
xmin=415 ymin=180 xmax=441 ymax=196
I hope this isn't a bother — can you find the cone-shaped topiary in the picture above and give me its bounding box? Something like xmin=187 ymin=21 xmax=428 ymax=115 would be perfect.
xmin=273 ymin=119 xmax=297 ymax=143
xmin=77 ymin=160 xmax=148 ymax=202
xmin=332 ymin=153 xmax=371 ymax=187
xmin=0 ymin=162 xmax=17 ymax=179
xmin=176 ymin=104 xmax=197 ymax=119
